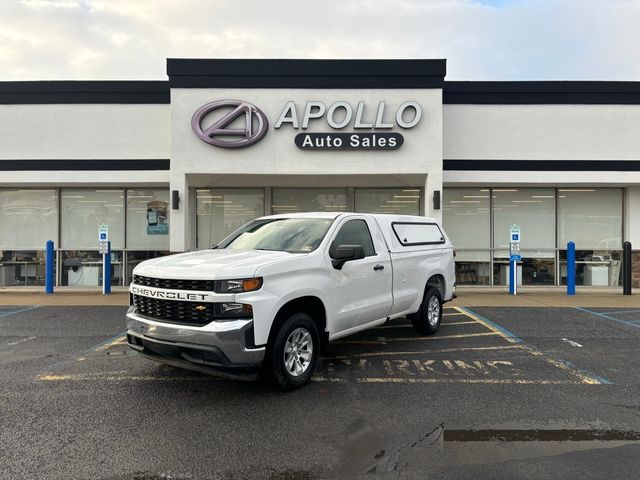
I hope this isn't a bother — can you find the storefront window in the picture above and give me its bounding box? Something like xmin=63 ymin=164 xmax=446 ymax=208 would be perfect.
xmin=355 ymin=188 xmax=421 ymax=215
xmin=126 ymin=189 xmax=170 ymax=250
xmin=0 ymin=250 xmax=49 ymax=286
xmin=454 ymin=252 xmax=491 ymax=286
xmin=493 ymin=252 xmax=555 ymax=286
xmin=443 ymin=188 xmax=490 ymax=284
xmin=556 ymin=188 xmax=622 ymax=286
xmin=557 ymin=188 xmax=622 ymax=250
xmin=61 ymin=250 xmax=123 ymax=287
xmin=492 ymin=189 xmax=555 ymax=284
xmin=492 ymin=188 xmax=555 ymax=252
xmin=558 ymin=250 xmax=622 ymax=286
xmin=196 ymin=189 xmax=264 ymax=249
xmin=126 ymin=251 xmax=170 ymax=284
xmin=0 ymin=189 xmax=58 ymax=250
xmin=271 ymin=188 xmax=347 ymax=214
xmin=61 ymin=189 xmax=124 ymax=250
xmin=0 ymin=189 xmax=57 ymax=287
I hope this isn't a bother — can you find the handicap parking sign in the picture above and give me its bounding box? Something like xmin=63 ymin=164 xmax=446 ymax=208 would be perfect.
xmin=98 ymin=224 xmax=109 ymax=243
xmin=509 ymin=225 xmax=521 ymax=244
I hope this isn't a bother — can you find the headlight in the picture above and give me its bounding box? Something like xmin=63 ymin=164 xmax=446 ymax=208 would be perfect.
xmin=214 ymin=277 xmax=263 ymax=293
xmin=216 ymin=303 xmax=253 ymax=319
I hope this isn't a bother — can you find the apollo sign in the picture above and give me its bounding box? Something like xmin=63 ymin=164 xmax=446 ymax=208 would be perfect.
xmin=191 ymin=99 xmax=422 ymax=150
xmin=191 ymin=100 xmax=269 ymax=148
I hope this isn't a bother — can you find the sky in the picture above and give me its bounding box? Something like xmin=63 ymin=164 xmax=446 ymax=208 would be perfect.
xmin=1 ymin=0 xmax=640 ymax=81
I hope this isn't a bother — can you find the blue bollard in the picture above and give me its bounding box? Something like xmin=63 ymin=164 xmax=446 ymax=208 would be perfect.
xmin=45 ymin=240 xmax=55 ymax=294
xmin=567 ymin=241 xmax=576 ymax=296
xmin=509 ymin=259 xmax=517 ymax=295
xmin=103 ymin=241 xmax=111 ymax=295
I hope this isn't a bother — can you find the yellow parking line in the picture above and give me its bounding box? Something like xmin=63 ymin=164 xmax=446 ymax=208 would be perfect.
xmin=443 ymin=312 xmax=466 ymax=316
xmin=36 ymin=371 xmax=581 ymax=385
xmin=37 ymin=372 xmax=219 ymax=382
xmin=455 ymin=306 xmax=609 ymax=385
xmin=337 ymin=331 xmax=500 ymax=344
xmin=327 ymin=344 xmax=521 ymax=360
xmin=374 ymin=320 xmax=477 ymax=330
xmin=452 ymin=306 xmax=504 ymax=336
xmin=95 ymin=336 xmax=127 ymax=352
xmin=349 ymin=377 xmax=583 ymax=385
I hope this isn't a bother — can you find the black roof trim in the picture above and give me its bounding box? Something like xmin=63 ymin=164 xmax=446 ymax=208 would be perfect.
xmin=0 ymin=159 xmax=170 ymax=171
xmin=444 ymin=81 xmax=640 ymax=104
xmin=0 ymin=81 xmax=169 ymax=104
xmin=167 ymin=58 xmax=447 ymax=89
xmin=444 ymin=159 xmax=640 ymax=171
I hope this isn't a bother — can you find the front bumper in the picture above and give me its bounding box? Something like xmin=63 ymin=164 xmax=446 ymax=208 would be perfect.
xmin=126 ymin=306 xmax=266 ymax=380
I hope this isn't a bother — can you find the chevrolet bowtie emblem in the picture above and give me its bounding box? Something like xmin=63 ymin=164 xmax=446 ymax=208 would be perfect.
xmin=194 ymin=305 xmax=207 ymax=312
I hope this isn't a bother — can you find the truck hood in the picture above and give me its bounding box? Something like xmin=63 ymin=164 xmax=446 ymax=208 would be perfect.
xmin=133 ymin=249 xmax=303 ymax=280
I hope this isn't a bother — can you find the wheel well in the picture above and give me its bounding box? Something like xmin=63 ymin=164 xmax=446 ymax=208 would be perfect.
xmin=426 ymin=274 xmax=445 ymax=298
xmin=269 ymin=296 xmax=328 ymax=347
xmin=408 ymin=274 xmax=447 ymax=321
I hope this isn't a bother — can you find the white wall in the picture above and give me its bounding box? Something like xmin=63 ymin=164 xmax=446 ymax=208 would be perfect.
xmin=444 ymin=104 xmax=640 ymax=161
xmin=0 ymin=104 xmax=170 ymax=160
xmin=170 ymin=88 xmax=443 ymax=251
xmin=0 ymin=170 xmax=169 ymax=187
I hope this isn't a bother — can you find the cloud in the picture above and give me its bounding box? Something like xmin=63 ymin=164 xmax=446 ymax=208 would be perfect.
xmin=0 ymin=0 xmax=639 ymax=80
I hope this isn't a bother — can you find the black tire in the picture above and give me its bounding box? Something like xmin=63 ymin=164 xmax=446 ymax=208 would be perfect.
xmin=410 ymin=287 xmax=443 ymax=335
xmin=264 ymin=312 xmax=319 ymax=391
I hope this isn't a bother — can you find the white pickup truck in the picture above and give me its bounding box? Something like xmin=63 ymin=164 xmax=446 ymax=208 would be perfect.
xmin=127 ymin=212 xmax=456 ymax=390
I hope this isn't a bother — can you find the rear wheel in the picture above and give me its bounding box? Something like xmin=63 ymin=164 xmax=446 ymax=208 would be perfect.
xmin=411 ymin=287 xmax=442 ymax=335
xmin=264 ymin=312 xmax=319 ymax=391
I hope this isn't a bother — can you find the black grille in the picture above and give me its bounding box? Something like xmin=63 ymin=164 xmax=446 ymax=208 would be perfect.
xmin=132 ymin=295 xmax=215 ymax=326
xmin=133 ymin=275 xmax=215 ymax=292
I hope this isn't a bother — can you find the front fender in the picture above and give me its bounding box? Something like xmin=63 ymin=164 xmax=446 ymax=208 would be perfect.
xmin=236 ymin=270 xmax=332 ymax=346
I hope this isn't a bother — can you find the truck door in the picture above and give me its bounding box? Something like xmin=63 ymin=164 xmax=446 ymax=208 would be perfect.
xmin=327 ymin=216 xmax=393 ymax=335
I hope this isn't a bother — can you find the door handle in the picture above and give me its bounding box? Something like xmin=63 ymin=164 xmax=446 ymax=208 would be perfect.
xmin=373 ymin=264 xmax=384 ymax=271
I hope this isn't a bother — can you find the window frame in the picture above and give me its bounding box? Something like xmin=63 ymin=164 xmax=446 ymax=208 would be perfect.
xmin=330 ymin=218 xmax=377 ymax=258
xmin=391 ymin=221 xmax=445 ymax=246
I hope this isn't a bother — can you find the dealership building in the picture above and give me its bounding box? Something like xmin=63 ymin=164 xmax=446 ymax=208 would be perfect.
xmin=1 ymin=58 xmax=639 ymax=289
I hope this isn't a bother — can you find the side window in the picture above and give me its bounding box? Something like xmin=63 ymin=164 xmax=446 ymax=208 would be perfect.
xmin=331 ymin=219 xmax=376 ymax=257
xmin=392 ymin=222 xmax=445 ymax=246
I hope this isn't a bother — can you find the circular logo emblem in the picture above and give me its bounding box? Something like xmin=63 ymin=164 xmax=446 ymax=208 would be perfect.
xmin=191 ymin=100 xmax=269 ymax=149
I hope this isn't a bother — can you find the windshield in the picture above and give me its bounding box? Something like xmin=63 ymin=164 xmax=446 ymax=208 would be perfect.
xmin=216 ymin=218 xmax=334 ymax=253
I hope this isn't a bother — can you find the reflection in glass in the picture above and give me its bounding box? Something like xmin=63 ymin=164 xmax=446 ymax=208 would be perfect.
xmin=61 ymin=250 xmax=123 ymax=287
xmin=0 ymin=250 xmax=48 ymax=286
xmin=271 ymin=189 xmax=347 ymax=214
xmin=557 ymin=188 xmax=622 ymax=250
xmin=126 ymin=251 xmax=170 ymax=284
xmin=492 ymin=188 xmax=555 ymax=252
xmin=0 ymin=189 xmax=57 ymax=250
xmin=559 ymin=250 xmax=622 ymax=286
xmin=61 ymin=189 xmax=125 ymax=250
xmin=355 ymin=188 xmax=421 ymax=215
xmin=443 ymin=188 xmax=490 ymax=253
xmin=454 ymin=255 xmax=491 ymax=286
xmin=493 ymin=253 xmax=555 ymax=286
xmin=127 ymin=190 xmax=170 ymax=250
xmin=196 ymin=189 xmax=264 ymax=249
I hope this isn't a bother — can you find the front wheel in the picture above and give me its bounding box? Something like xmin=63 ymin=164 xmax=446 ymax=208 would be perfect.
xmin=264 ymin=313 xmax=319 ymax=391
xmin=411 ymin=287 xmax=442 ymax=335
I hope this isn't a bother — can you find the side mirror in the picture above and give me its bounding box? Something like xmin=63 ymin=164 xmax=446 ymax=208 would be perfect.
xmin=330 ymin=244 xmax=365 ymax=270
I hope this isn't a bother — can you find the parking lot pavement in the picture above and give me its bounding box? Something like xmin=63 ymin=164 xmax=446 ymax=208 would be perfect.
xmin=2 ymin=305 xmax=640 ymax=479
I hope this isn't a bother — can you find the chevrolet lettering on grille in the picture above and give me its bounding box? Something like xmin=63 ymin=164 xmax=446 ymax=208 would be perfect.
xmin=130 ymin=285 xmax=209 ymax=301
